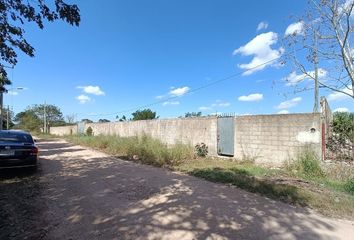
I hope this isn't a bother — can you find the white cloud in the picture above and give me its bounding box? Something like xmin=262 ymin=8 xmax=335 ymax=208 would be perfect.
xmin=333 ymin=107 xmax=349 ymax=113
xmin=7 ymin=91 xmax=18 ymax=96
xmin=199 ymin=100 xmax=231 ymax=111
xmin=156 ymin=86 xmax=190 ymax=100
xmin=199 ymin=106 xmax=213 ymax=111
xmin=285 ymin=21 xmax=305 ymax=36
xmin=155 ymin=95 xmax=165 ymax=99
xmin=233 ymin=32 xmax=284 ymax=75
xmin=217 ymin=102 xmax=231 ymax=107
xmin=76 ymin=94 xmax=91 ymax=104
xmin=162 ymin=101 xmax=180 ymax=106
xmin=169 ymin=86 xmax=190 ymax=96
xmin=277 ymin=110 xmax=290 ymax=114
xmin=284 ymin=68 xmax=327 ymax=86
xmin=327 ymin=86 xmax=353 ymax=101
xmin=77 ymin=85 xmax=105 ymax=96
xmin=238 ymin=93 xmax=264 ymax=102
xmin=211 ymin=100 xmax=231 ymax=107
xmin=257 ymin=21 xmax=269 ymax=31
xmin=277 ymin=97 xmax=302 ymax=109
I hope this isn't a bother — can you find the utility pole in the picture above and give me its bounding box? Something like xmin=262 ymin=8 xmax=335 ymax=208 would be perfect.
xmin=313 ymin=29 xmax=319 ymax=113
xmin=0 ymin=65 xmax=14 ymax=130
xmin=6 ymin=105 xmax=9 ymax=130
xmin=43 ymin=102 xmax=47 ymax=133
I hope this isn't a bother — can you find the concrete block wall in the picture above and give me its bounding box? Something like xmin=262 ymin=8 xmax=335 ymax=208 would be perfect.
xmin=86 ymin=118 xmax=218 ymax=155
xmin=50 ymin=113 xmax=323 ymax=166
xmin=50 ymin=125 xmax=77 ymax=136
xmin=234 ymin=113 xmax=321 ymax=165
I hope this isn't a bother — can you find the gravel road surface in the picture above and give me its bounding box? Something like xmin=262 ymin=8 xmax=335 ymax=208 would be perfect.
xmin=0 ymin=139 xmax=353 ymax=240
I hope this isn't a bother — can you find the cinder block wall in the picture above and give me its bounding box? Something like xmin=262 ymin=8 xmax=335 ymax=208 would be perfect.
xmin=234 ymin=113 xmax=321 ymax=165
xmin=86 ymin=118 xmax=218 ymax=155
xmin=50 ymin=113 xmax=322 ymax=165
xmin=50 ymin=125 xmax=77 ymax=136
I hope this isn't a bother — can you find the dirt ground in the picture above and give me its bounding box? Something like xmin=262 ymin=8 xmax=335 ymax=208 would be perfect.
xmin=0 ymin=139 xmax=353 ymax=240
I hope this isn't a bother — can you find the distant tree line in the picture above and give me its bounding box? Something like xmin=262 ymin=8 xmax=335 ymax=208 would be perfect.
xmin=9 ymin=105 xmax=212 ymax=133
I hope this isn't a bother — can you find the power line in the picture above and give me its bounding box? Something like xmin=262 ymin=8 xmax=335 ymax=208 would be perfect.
xmin=78 ymin=47 xmax=305 ymax=118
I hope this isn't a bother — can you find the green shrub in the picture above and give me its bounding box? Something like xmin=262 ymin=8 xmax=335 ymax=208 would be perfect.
xmin=66 ymin=134 xmax=193 ymax=167
xmin=288 ymin=146 xmax=325 ymax=179
xmin=195 ymin=143 xmax=208 ymax=157
xmin=344 ymin=179 xmax=354 ymax=195
xmin=86 ymin=126 xmax=93 ymax=136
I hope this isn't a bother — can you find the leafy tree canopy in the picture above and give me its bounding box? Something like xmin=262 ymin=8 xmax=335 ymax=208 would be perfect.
xmin=117 ymin=115 xmax=127 ymax=122
xmin=185 ymin=112 xmax=202 ymax=118
xmin=0 ymin=0 xmax=80 ymax=84
xmin=31 ymin=104 xmax=65 ymax=127
xmin=131 ymin=109 xmax=158 ymax=121
xmin=14 ymin=104 xmax=65 ymax=132
xmin=327 ymin=111 xmax=354 ymax=161
xmin=81 ymin=118 xmax=93 ymax=123
xmin=14 ymin=109 xmax=41 ymax=132
xmin=98 ymin=119 xmax=110 ymax=123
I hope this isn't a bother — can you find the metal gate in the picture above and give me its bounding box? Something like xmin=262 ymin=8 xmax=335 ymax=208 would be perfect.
xmin=217 ymin=117 xmax=235 ymax=156
xmin=77 ymin=122 xmax=85 ymax=135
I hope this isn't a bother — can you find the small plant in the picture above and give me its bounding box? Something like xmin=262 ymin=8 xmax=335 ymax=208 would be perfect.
xmin=344 ymin=179 xmax=354 ymax=195
xmin=86 ymin=126 xmax=93 ymax=136
xmin=287 ymin=146 xmax=325 ymax=179
xmin=195 ymin=143 xmax=208 ymax=157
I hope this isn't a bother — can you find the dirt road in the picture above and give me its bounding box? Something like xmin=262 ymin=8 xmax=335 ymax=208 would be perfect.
xmin=0 ymin=139 xmax=353 ymax=240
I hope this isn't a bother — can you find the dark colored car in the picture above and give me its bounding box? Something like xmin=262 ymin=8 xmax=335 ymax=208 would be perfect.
xmin=0 ymin=130 xmax=38 ymax=169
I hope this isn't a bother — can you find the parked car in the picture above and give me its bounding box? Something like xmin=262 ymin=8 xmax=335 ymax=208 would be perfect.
xmin=0 ymin=130 xmax=38 ymax=169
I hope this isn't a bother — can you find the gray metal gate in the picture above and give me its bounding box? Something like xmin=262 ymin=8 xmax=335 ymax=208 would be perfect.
xmin=217 ymin=117 xmax=235 ymax=156
xmin=77 ymin=122 xmax=85 ymax=135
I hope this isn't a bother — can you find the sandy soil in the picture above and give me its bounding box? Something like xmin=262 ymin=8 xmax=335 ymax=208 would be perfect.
xmin=0 ymin=138 xmax=353 ymax=240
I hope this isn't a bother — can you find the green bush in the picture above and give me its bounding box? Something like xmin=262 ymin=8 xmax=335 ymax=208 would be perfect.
xmin=327 ymin=112 xmax=353 ymax=161
xmin=288 ymin=146 xmax=325 ymax=179
xmin=86 ymin=126 xmax=93 ymax=136
xmin=195 ymin=143 xmax=208 ymax=157
xmin=344 ymin=179 xmax=354 ymax=195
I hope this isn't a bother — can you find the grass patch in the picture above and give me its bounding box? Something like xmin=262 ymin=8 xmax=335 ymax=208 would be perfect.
xmin=190 ymin=167 xmax=308 ymax=205
xmin=65 ymin=134 xmax=194 ymax=167
xmin=175 ymin=157 xmax=354 ymax=220
xmin=286 ymin=146 xmax=325 ymax=179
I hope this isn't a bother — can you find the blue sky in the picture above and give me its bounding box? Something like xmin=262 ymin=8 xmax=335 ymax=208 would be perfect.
xmin=5 ymin=0 xmax=353 ymax=121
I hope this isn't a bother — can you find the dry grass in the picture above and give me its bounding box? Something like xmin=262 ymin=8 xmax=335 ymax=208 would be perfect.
xmin=65 ymin=134 xmax=194 ymax=167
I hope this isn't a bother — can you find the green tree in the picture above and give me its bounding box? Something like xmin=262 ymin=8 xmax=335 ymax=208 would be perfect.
xmin=327 ymin=112 xmax=354 ymax=161
xmin=116 ymin=115 xmax=127 ymax=122
xmin=184 ymin=112 xmax=202 ymax=118
xmin=32 ymin=104 xmax=65 ymax=128
xmin=81 ymin=119 xmax=93 ymax=123
xmin=14 ymin=110 xmax=42 ymax=132
xmin=131 ymin=109 xmax=158 ymax=121
xmin=14 ymin=104 xmax=65 ymax=132
xmin=98 ymin=119 xmax=110 ymax=123
xmin=0 ymin=0 xmax=80 ymax=80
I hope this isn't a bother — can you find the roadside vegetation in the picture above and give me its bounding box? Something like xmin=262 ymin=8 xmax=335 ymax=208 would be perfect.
xmin=64 ymin=134 xmax=354 ymax=220
xmin=65 ymin=134 xmax=194 ymax=167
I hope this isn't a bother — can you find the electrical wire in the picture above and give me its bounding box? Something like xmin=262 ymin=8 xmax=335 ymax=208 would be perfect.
xmin=76 ymin=47 xmax=305 ymax=118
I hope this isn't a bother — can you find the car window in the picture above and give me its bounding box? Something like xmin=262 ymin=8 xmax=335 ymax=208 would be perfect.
xmin=0 ymin=133 xmax=34 ymax=143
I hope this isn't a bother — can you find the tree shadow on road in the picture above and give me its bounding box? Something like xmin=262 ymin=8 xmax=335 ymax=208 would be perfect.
xmin=0 ymin=139 xmax=345 ymax=240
